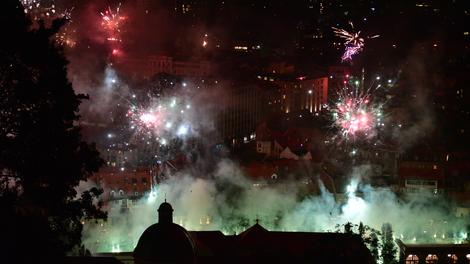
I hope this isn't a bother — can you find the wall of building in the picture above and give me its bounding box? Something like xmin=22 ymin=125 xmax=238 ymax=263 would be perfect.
xmin=90 ymin=167 xmax=154 ymax=204
xmin=215 ymin=84 xmax=265 ymax=142
xmin=115 ymin=55 xmax=213 ymax=79
xmin=276 ymin=76 xmax=329 ymax=114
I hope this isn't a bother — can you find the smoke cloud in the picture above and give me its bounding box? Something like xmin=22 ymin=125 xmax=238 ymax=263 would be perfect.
xmin=82 ymin=160 xmax=468 ymax=253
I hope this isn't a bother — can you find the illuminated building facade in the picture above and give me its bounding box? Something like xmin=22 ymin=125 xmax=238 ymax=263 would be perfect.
xmin=276 ymin=76 xmax=329 ymax=114
xmin=397 ymin=240 xmax=470 ymax=264
xmin=90 ymin=167 xmax=154 ymax=205
xmin=302 ymin=77 xmax=328 ymax=113
xmin=398 ymin=161 xmax=444 ymax=194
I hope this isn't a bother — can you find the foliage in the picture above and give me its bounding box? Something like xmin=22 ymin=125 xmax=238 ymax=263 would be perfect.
xmin=381 ymin=223 xmax=398 ymax=264
xmin=0 ymin=0 xmax=105 ymax=261
xmin=369 ymin=229 xmax=381 ymax=263
xmin=344 ymin=221 xmax=354 ymax=234
xmin=336 ymin=221 xmax=399 ymax=264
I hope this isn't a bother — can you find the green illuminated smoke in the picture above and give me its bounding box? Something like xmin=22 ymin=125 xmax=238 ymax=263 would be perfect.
xmin=82 ymin=161 xmax=469 ymax=253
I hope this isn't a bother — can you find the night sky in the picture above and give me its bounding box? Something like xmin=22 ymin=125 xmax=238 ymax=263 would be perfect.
xmin=4 ymin=0 xmax=470 ymax=259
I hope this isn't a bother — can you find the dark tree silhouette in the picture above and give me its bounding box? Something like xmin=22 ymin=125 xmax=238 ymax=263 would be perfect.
xmin=358 ymin=222 xmax=365 ymax=237
xmin=343 ymin=221 xmax=353 ymax=234
xmin=0 ymin=0 xmax=105 ymax=261
xmin=338 ymin=221 xmax=381 ymax=264
xmin=369 ymin=229 xmax=380 ymax=264
xmin=381 ymin=223 xmax=398 ymax=264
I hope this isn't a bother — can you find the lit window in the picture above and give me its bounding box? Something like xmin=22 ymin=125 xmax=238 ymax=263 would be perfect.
xmin=425 ymin=254 xmax=438 ymax=264
xmin=447 ymin=254 xmax=457 ymax=264
xmin=405 ymin=254 xmax=419 ymax=264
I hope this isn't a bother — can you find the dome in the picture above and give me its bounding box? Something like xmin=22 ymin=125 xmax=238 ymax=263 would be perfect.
xmin=158 ymin=201 xmax=173 ymax=212
xmin=133 ymin=222 xmax=196 ymax=264
xmin=133 ymin=201 xmax=195 ymax=264
xmin=158 ymin=201 xmax=174 ymax=224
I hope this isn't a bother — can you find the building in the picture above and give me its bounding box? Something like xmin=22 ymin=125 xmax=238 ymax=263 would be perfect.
xmin=397 ymin=239 xmax=470 ymax=264
xmin=130 ymin=201 xmax=374 ymax=263
xmin=327 ymin=65 xmax=351 ymax=101
xmin=302 ymin=77 xmax=329 ymax=113
xmin=255 ymin=122 xmax=326 ymax=157
xmin=90 ymin=157 xmax=187 ymax=207
xmin=215 ymin=83 xmax=265 ymax=143
xmin=255 ymin=140 xmax=284 ymax=158
xmin=275 ymin=76 xmax=328 ymax=114
xmin=398 ymin=161 xmax=444 ymax=194
xmin=173 ymin=60 xmax=211 ymax=77
xmin=115 ymin=55 xmax=212 ymax=79
xmin=90 ymin=167 xmax=154 ymax=206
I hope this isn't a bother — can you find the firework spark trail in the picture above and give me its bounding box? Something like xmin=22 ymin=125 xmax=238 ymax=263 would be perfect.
xmin=332 ymin=23 xmax=379 ymax=62
xmin=202 ymin=33 xmax=208 ymax=47
xmin=55 ymin=27 xmax=77 ymax=47
xmin=99 ymin=3 xmax=126 ymax=56
xmin=55 ymin=7 xmax=76 ymax=48
xmin=332 ymin=25 xmax=364 ymax=62
xmin=342 ymin=45 xmax=362 ymax=61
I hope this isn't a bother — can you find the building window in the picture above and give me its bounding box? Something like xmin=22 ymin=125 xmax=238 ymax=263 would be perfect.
xmin=406 ymin=255 xmax=419 ymax=264
xmin=447 ymin=254 xmax=457 ymax=264
xmin=426 ymin=254 xmax=438 ymax=264
xmin=110 ymin=190 xmax=115 ymax=198
xmin=119 ymin=189 xmax=125 ymax=196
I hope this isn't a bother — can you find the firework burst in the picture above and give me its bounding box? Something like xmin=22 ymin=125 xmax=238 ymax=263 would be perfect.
xmin=22 ymin=0 xmax=57 ymax=21
xmin=126 ymin=97 xmax=192 ymax=147
xmin=22 ymin=1 xmax=76 ymax=47
xmin=55 ymin=27 xmax=77 ymax=47
xmin=55 ymin=8 xmax=76 ymax=48
xmin=100 ymin=3 xmax=126 ymax=43
xmin=22 ymin=0 xmax=73 ymax=22
xmin=332 ymin=22 xmax=379 ymax=62
xmin=331 ymin=75 xmax=384 ymax=141
xmin=100 ymin=3 xmax=126 ymax=56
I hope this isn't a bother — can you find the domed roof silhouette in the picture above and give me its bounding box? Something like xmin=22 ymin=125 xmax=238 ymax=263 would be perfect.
xmin=133 ymin=201 xmax=195 ymax=264
xmin=158 ymin=201 xmax=173 ymax=214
